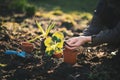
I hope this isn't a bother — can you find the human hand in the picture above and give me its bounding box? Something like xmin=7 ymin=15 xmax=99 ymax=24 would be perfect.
xmin=65 ymin=36 xmax=91 ymax=50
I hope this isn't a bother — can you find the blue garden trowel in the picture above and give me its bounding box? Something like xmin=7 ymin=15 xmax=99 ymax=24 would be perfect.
xmin=4 ymin=50 xmax=29 ymax=58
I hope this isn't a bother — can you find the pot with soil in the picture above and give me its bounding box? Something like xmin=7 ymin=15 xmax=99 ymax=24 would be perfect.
xmin=44 ymin=32 xmax=64 ymax=58
xmin=21 ymin=42 xmax=34 ymax=53
xmin=63 ymin=48 xmax=78 ymax=65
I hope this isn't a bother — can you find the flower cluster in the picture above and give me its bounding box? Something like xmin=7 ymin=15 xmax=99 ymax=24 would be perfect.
xmin=28 ymin=21 xmax=64 ymax=56
xmin=44 ymin=31 xmax=64 ymax=56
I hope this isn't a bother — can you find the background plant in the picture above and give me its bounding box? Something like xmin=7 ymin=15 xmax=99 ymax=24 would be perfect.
xmin=0 ymin=0 xmax=36 ymax=16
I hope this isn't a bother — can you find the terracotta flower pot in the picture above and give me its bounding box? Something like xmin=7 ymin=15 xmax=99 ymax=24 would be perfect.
xmin=53 ymin=53 xmax=63 ymax=58
xmin=21 ymin=42 xmax=34 ymax=53
xmin=63 ymin=48 xmax=78 ymax=65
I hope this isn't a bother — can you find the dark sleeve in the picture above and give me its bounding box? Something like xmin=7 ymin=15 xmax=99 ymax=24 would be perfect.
xmin=83 ymin=0 xmax=107 ymax=36
xmin=91 ymin=22 xmax=120 ymax=46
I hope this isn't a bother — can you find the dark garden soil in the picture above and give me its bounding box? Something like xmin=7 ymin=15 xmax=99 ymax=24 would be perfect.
xmin=0 ymin=13 xmax=120 ymax=80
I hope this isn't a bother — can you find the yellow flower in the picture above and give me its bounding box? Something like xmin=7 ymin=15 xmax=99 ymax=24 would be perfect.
xmin=45 ymin=47 xmax=54 ymax=55
xmin=55 ymin=48 xmax=63 ymax=53
xmin=56 ymin=41 xmax=64 ymax=48
xmin=44 ymin=37 xmax=52 ymax=47
xmin=55 ymin=42 xmax=64 ymax=53
xmin=46 ymin=47 xmax=53 ymax=52
xmin=52 ymin=32 xmax=64 ymax=40
xmin=44 ymin=32 xmax=64 ymax=56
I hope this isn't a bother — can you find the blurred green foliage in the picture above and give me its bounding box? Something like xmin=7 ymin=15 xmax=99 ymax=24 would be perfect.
xmin=0 ymin=0 xmax=36 ymax=16
xmin=0 ymin=0 xmax=98 ymax=16
xmin=28 ymin=0 xmax=98 ymax=28
xmin=8 ymin=0 xmax=28 ymax=13
xmin=29 ymin=0 xmax=98 ymax=14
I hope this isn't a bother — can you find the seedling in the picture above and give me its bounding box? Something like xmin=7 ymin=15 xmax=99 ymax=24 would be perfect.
xmin=28 ymin=21 xmax=55 ymax=42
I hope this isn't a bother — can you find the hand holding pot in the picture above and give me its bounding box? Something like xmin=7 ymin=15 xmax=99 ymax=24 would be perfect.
xmin=65 ymin=36 xmax=91 ymax=50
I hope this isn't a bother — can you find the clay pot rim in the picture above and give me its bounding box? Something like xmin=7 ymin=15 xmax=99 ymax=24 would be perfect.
xmin=21 ymin=42 xmax=34 ymax=46
xmin=20 ymin=42 xmax=35 ymax=50
xmin=54 ymin=53 xmax=63 ymax=54
xmin=53 ymin=53 xmax=63 ymax=58
xmin=20 ymin=42 xmax=34 ymax=53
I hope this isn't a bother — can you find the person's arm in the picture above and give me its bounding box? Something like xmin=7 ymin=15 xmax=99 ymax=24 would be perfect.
xmin=65 ymin=0 xmax=120 ymax=50
xmin=91 ymin=22 xmax=120 ymax=46
xmin=83 ymin=0 xmax=107 ymax=36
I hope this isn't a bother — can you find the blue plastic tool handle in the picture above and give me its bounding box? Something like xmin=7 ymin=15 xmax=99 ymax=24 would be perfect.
xmin=5 ymin=50 xmax=26 ymax=58
xmin=5 ymin=50 xmax=18 ymax=55
xmin=17 ymin=52 xmax=26 ymax=58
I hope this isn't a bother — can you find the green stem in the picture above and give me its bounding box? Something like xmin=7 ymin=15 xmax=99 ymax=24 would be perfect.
xmin=28 ymin=35 xmax=43 ymax=43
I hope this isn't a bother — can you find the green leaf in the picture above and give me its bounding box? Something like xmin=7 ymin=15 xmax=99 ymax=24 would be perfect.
xmin=46 ymin=50 xmax=54 ymax=56
xmin=45 ymin=22 xmax=55 ymax=37
xmin=52 ymin=36 xmax=61 ymax=42
xmin=36 ymin=21 xmax=45 ymax=34
xmin=0 ymin=63 xmax=7 ymax=67
xmin=28 ymin=35 xmax=42 ymax=42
